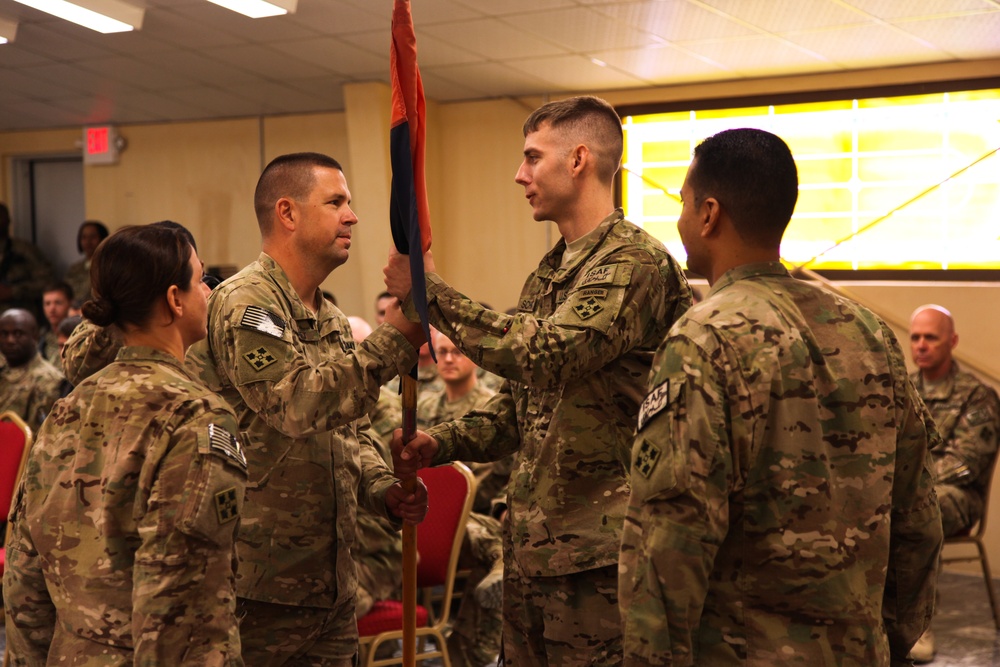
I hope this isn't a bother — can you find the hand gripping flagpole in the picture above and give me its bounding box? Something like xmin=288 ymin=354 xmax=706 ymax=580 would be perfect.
xmin=388 ymin=2 xmax=433 ymax=665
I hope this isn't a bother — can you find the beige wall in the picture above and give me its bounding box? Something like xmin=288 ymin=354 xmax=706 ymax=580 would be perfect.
xmin=3 ymin=58 xmax=999 ymax=571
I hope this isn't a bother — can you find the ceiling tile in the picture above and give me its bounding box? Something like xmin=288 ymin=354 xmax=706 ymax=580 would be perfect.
xmin=697 ymin=0 xmax=869 ymax=33
xmin=841 ymin=0 xmax=998 ymax=21
xmin=132 ymin=50 xmax=260 ymax=86
xmin=141 ymin=8 xmax=246 ymax=48
xmin=592 ymin=0 xmax=756 ymax=41
xmin=430 ymin=62 xmax=554 ymax=97
xmin=896 ymin=12 xmax=1000 ymax=58
xmin=417 ymin=70 xmax=487 ymax=102
xmin=204 ymin=44 xmax=338 ymax=80
xmin=9 ymin=23 xmax=116 ymax=62
xmin=269 ymin=36 xmax=386 ymax=77
xmin=452 ymin=0 xmax=576 ymax=15
xmin=0 ymin=67 xmax=89 ymax=101
xmin=76 ymin=56 xmax=199 ymax=91
xmin=513 ymin=6 xmax=665 ymax=51
xmin=283 ymin=76 xmax=349 ymax=107
xmin=678 ymin=34 xmax=831 ymax=75
xmin=504 ymin=54 xmax=648 ymax=91
xmin=423 ymin=18 xmax=567 ymax=60
xmin=0 ymin=47 xmax=58 ymax=69
xmin=781 ymin=23 xmax=946 ymax=66
xmin=288 ymin=1 xmax=386 ymax=35
xmin=591 ymin=44 xmax=731 ymax=83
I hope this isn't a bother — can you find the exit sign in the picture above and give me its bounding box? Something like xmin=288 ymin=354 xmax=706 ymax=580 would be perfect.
xmin=83 ymin=125 xmax=123 ymax=165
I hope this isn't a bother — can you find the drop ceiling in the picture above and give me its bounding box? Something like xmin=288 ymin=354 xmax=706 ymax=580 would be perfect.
xmin=0 ymin=0 xmax=998 ymax=131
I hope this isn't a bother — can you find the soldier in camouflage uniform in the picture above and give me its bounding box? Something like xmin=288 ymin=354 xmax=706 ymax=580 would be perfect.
xmin=4 ymin=224 xmax=247 ymax=665
xmin=0 ymin=308 xmax=63 ymax=432
xmin=0 ymin=203 xmax=54 ymax=318
xmin=388 ymin=96 xmax=691 ymax=666
xmin=185 ymin=153 xmax=427 ymax=666
xmin=417 ymin=329 xmax=505 ymax=667
xmin=907 ymin=304 xmax=1000 ymax=662
xmin=619 ymin=128 xmax=943 ymax=666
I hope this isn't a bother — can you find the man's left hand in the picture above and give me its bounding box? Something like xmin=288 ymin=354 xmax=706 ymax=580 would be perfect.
xmin=385 ymin=477 xmax=429 ymax=526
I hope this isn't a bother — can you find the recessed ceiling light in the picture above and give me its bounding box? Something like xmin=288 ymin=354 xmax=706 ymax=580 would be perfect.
xmin=12 ymin=0 xmax=143 ymax=34
xmin=206 ymin=0 xmax=298 ymax=19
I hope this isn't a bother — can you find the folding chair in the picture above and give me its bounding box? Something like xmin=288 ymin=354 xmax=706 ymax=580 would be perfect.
xmin=941 ymin=448 xmax=1000 ymax=629
xmin=357 ymin=462 xmax=476 ymax=667
xmin=1 ymin=410 xmax=34 ymax=662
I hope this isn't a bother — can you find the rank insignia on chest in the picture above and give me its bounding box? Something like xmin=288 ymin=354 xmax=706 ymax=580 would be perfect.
xmin=634 ymin=440 xmax=662 ymax=478
xmin=244 ymin=346 xmax=277 ymax=372
xmin=638 ymin=380 xmax=670 ymax=431
xmin=215 ymin=487 xmax=240 ymax=524
xmin=240 ymin=305 xmax=286 ymax=339
xmin=573 ymin=296 xmax=604 ymax=320
xmin=209 ymin=423 xmax=247 ymax=471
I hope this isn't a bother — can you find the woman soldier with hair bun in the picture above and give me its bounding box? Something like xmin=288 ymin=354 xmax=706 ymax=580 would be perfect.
xmin=4 ymin=224 xmax=248 ymax=666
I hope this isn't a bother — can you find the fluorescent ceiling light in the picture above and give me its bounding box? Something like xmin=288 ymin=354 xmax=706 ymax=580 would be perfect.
xmin=12 ymin=0 xmax=144 ymax=33
xmin=206 ymin=0 xmax=298 ymax=19
xmin=0 ymin=15 xmax=18 ymax=43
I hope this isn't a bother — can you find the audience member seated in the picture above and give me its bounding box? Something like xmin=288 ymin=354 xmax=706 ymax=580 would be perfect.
xmin=908 ymin=304 xmax=1000 ymax=663
xmin=38 ymin=281 xmax=74 ymax=366
xmin=63 ymin=220 xmax=108 ymax=304
xmin=0 ymin=203 xmax=54 ymax=318
xmin=417 ymin=329 xmax=506 ymax=667
xmin=0 ymin=308 xmax=63 ymax=432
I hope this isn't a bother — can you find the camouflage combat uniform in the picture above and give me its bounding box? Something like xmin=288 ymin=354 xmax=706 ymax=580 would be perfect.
xmin=63 ymin=258 xmax=92 ymax=305
xmin=61 ymin=318 xmax=122 ymax=386
xmin=0 ymin=352 xmax=63 ymax=432
xmin=186 ymin=253 xmax=417 ymax=664
xmin=3 ymin=346 xmax=247 ymax=666
xmin=0 ymin=237 xmax=53 ymax=317
xmin=37 ymin=328 xmax=61 ymax=367
xmin=420 ymin=209 xmax=691 ymax=665
xmin=912 ymin=361 xmax=1000 ymax=537
xmin=419 ymin=380 xmax=504 ymax=667
xmin=620 ymin=262 xmax=943 ymax=666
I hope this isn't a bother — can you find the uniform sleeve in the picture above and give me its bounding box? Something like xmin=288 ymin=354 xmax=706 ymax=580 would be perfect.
xmin=61 ymin=319 xmax=124 ymax=385
xmin=883 ymin=326 xmax=944 ymax=661
xmin=422 ymin=247 xmax=682 ymax=389
xmin=209 ymin=286 xmax=418 ymax=439
xmin=131 ymin=402 xmax=247 ymax=666
xmin=3 ymin=486 xmax=57 ymax=664
xmin=932 ymin=384 xmax=1000 ymax=486
xmin=357 ymin=417 xmax=402 ymax=522
xmin=620 ymin=332 xmax=732 ymax=666
xmin=425 ymin=384 xmax=523 ymax=466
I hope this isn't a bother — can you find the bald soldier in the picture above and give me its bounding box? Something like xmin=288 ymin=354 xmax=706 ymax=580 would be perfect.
xmin=388 ymin=95 xmax=691 ymax=665
xmin=0 ymin=308 xmax=63 ymax=432
xmin=907 ymin=304 xmax=1000 ymax=663
xmin=619 ymin=128 xmax=942 ymax=665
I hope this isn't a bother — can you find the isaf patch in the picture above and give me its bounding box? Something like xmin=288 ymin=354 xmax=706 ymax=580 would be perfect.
xmin=240 ymin=305 xmax=286 ymax=339
xmin=578 ymin=264 xmax=619 ymax=287
xmin=215 ymin=487 xmax=240 ymax=524
xmin=209 ymin=423 xmax=247 ymax=472
xmin=243 ymin=346 xmax=278 ymax=372
xmin=638 ymin=380 xmax=670 ymax=431
xmin=634 ymin=440 xmax=662 ymax=478
xmin=573 ymin=296 xmax=605 ymax=320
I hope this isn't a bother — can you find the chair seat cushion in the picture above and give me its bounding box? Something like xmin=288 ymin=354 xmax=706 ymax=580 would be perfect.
xmin=357 ymin=600 xmax=429 ymax=636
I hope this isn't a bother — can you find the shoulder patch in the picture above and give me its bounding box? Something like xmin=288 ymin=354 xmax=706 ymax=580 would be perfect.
xmin=578 ymin=264 xmax=620 ymax=288
xmin=240 ymin=305 xmax=286 ymax=339
xmin=573 ymin=297 xmax=605 ymax=320
xmin=638 ymin=380 xmax=670 ymax=431
xmin=208 ymin=423 xmax=247 ymax=472
xmin=243 ymin=346 xmax=278 ymax=372
xmin=215 ymin=487 xmax=240 ymax=524
xmin=633 ymin=440 xmax=662 ymax=478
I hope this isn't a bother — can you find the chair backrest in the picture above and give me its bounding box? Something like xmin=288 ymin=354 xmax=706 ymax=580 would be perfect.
xmin=0 ymin=411 xmax=32 ymax=521
xmin=971 ymin=443 xmax=1000 ymax=538
xmin=416 ymin=462 xmax=475 ymax=589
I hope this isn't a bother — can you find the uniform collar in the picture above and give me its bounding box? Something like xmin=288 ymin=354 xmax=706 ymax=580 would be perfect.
xmin=915 ymin=360 xmax=960 ymax=401
xmin=115 ymin=345 xmax=191 ymax=374
xmin=708 ymin=261 xmax=789 ymax=297
xmin=539 ymin=209 xmax=624 ymax=282
xmin=256 ymin=252 xmax=340 ymax=338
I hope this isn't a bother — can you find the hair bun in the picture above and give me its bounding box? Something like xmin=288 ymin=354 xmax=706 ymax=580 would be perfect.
xmin=81 ymin=298 xmax=118 ymax=327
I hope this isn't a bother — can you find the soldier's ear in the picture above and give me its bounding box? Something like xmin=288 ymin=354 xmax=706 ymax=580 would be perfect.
xmin=700 ymin=197 xmax=721 ymax=238
xmin=274 ymin=197 xmax=297 ymax=232
xmin=165 ymin=284 xmax=183 ymax=318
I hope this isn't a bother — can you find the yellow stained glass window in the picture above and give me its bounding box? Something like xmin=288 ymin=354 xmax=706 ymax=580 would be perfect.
xmin=621 ymin=89 xmax=1000 ymax=272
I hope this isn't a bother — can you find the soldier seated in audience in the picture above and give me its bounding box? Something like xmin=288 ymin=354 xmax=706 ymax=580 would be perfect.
xmin=0 ymin=308 xmax=63 ymax=432
xmin=38 ymin=281 xmax=74 ymax=366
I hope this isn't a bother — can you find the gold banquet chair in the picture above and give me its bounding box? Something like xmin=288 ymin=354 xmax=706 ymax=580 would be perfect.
xmin=357 ymin=462 xmax=476 ymax=667
xmin=941 ymin=449 xmax=1000 ymax=629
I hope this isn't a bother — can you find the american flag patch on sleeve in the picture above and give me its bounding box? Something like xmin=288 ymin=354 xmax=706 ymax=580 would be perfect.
xmin=240 ymin=305 xmax=286 ymax=339
xmin=209 ymin=423 xmax=247 ymax=472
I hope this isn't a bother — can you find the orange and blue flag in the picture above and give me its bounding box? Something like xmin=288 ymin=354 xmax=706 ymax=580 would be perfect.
xmin=389 ymin=0 xmax=434 ymax=361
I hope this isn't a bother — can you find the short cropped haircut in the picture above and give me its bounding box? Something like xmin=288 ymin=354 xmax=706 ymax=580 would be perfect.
xmin=42 ymin=281 xmax=74 ymax=302
xmin=254 ymin=152 xmax=344 ymax=235
xmin=76 ymin=220 xmax=109 ymax=253
xmin=689 ymin=128 xmax=799 ymax=248
xmin=522 ymin=96 xmax=623 ymax=184
xmin=83 ymin=225 xmax=195 ymax=330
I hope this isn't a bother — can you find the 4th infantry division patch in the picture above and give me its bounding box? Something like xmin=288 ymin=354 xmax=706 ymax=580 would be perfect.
xmin=634 ymin=440 xmax=662 ymax=478
xmin=573 ymin=296 xmax=605 ymax=320
xmin=215 ymin=487 xmax=239 ymax=524
xmin=244 ymin=346 xmax=277 ymax=371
